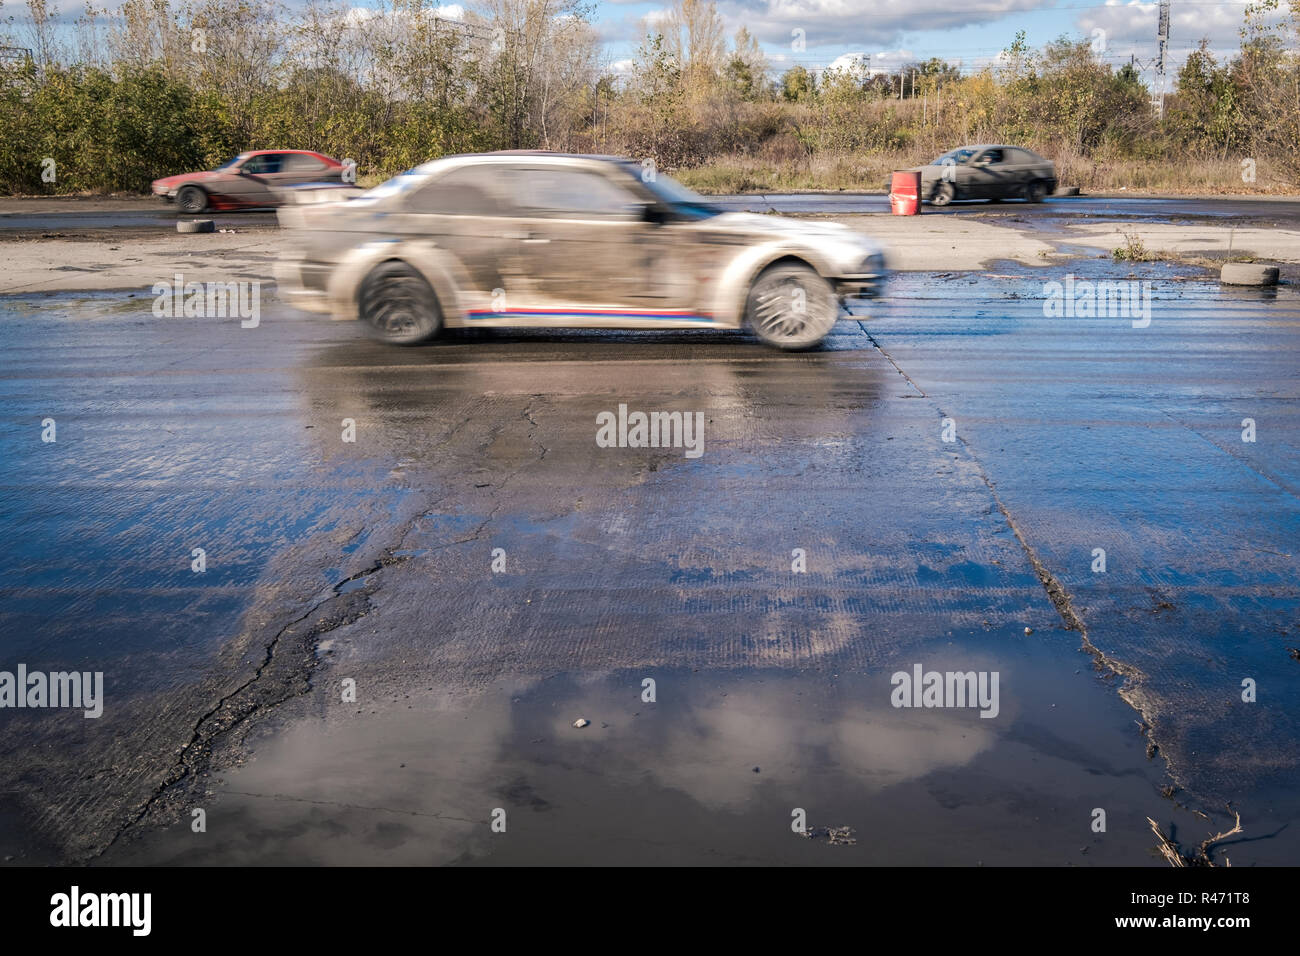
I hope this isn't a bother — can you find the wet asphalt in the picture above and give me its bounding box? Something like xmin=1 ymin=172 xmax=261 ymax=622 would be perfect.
xmin=1 ymin=238 xmax=1298 ymax=865
xmin=4 ymin=192 xmax=1300 ymax=238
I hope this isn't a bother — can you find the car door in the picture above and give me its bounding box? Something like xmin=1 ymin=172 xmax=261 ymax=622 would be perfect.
xmin=223 ymin=153 xmax=284 ymax=206
xmin=1003 ymin=148 xmax=1036 ymax=196
xmin=966 ymin=149 xmax=1005 ymax=198
xmin=398 ymin=165 xmax=525 ymax=316
xmin=507 ymin=163 xmax=680 ymax=319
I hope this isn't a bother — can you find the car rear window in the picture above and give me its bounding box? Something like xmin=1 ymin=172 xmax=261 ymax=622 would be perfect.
xmin=408 ymin=167 xmax=511 ymax=215
xmin=282 ymin=153 xmax=327 ymax=173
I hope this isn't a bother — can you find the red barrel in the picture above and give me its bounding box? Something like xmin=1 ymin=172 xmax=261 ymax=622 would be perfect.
xmin=889 ymin=170 xmax=921 ymax=216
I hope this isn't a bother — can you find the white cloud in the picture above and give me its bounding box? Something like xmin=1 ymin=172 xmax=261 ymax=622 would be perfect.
xmin=1076 ymin=0 xmax=1272 ymax=71
xmin=718 ymin=0 xmax=1046 ymax=49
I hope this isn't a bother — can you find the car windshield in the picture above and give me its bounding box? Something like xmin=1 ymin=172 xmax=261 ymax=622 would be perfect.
xmin=216 ymin=155 xmax=244 ymax=170
xmin=356 ymin=169 xmax=429 ymax=203
xmin=933 ymin=148 xmax=976 ymax=166
xmin=631 ymin=168 xmax=721 ymax=219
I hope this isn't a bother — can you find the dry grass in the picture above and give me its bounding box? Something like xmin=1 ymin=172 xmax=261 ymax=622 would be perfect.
xmin=1148 ymin=811 xmax=1243 ymax=867
xmin=1112 ymin=230 xmax=1159 ymax=262
xmin=678 ymin=151 xmax=910 ymax=194
xmin=677 ymin=149 xmax=1297 ymax=196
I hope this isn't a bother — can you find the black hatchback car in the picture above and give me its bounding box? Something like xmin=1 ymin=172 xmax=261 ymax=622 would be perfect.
xmin=896 ymin=145 xmax=1058 ymax=206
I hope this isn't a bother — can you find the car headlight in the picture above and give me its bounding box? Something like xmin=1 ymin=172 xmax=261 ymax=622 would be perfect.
xmin=859 ymin=252 xmax=886 ymax=274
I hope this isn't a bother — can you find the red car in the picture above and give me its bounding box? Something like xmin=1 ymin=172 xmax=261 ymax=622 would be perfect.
xmin=151 ymin=150 xmax=349 ymax=213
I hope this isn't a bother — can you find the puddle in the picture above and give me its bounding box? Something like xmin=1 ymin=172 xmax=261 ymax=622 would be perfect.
xmin=104 ymin=637 xmax=1231 ymax=866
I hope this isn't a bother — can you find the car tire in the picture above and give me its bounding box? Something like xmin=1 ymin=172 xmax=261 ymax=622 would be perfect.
xmin=358 ymin=261 xmax=443 ymax=345
xmin=745 ymin=261 xmax=837 ymax=351
xmin=930 ymin=182 xmax=955 ymax=206
xmin=1025 ymin=180 xmax=1048 ymax=203
xmin=176 ymin=185 xmax=208 ymax=214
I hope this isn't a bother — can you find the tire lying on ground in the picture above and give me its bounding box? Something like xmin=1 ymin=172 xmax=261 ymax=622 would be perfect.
xmin=1220 ymin=262 xmax=1280 ymax=286
xmin=177 ymin=219 xmax=215 ymax=234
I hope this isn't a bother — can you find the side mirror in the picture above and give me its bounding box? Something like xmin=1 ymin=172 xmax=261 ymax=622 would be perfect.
xmin=641 ymin=203 xmax=668 ymax=225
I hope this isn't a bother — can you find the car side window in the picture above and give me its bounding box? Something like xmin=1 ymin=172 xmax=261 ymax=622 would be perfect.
xmin=241 ymin=154 xmax=284 ymax=175
xmin=282 ymin=154 xmax=326 ymax=173
xmin=408 ymin=167 xmax=510 ymax=216
xmin=981 ymin=149 xmax=1004 ymax=165
xmin=513 ymin=167 xmax=639 ymax=220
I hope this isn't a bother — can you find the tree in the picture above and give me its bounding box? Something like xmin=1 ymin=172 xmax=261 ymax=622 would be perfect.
xmin=475 ymin=0 xmax=597 ymax=149
xmin=725 ymin=27 xmax=768 ymax=100
xmin=659 ymin=0 xmax=724 ymax=93
xmin=780 ymin=64 xmax=815 ymax=102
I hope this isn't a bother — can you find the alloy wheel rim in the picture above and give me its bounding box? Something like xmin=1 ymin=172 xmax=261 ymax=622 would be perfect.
xmin=750 ymin=275 xmax=834 ymax=343
xmin=368 ymin=276 xmax=426 ymax=336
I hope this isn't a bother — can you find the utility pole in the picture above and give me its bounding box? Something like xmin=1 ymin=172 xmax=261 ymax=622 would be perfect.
xmin=1155 ymin=0 xmax=1171 ymax=118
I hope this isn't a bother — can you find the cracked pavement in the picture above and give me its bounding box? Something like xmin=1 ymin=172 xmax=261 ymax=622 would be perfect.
xmin=1 ymin=262 xmax=1298 ymax=865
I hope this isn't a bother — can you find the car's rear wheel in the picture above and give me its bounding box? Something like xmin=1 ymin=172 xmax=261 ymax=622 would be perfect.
xmin=745 ymin=261 xmax=837 ymax=351
xmin=358 ymin=261 xmax=442 ymax=345
xmin=1025 ymin=180 xmax=1048 ymax=203
xmin=930 ymin=181 xmax=955 ymax=206
xmin=176 ymin=185 xmax=208 ymax=214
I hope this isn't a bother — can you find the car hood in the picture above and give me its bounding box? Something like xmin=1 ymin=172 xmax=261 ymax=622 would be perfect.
xmin=152 ymin=171 xmax=225 ymax=189
xmin=710 ymin=211 xmax=882 ymax=254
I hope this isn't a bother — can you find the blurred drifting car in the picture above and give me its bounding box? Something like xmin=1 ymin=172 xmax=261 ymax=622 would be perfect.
xmin=275 ymin=153 xmax=887 ymax=350
xmin=152 ymin=150 xmax=349 ymax=213
xmin=276 ymin=181 xmax=366 ymax=205
xmin=896 ymin=146 xmax=1056 ymax=206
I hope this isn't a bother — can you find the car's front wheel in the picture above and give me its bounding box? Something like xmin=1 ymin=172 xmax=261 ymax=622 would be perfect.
xmin=358 ymin=261 xmax=443 ymax=345
xmin=176 ymin=185 xmax=207 ymax=214
xmin=930 ymin=181 xmax=955 ymax=206
xmin=745 ymin=261 xmax=837 ymax=351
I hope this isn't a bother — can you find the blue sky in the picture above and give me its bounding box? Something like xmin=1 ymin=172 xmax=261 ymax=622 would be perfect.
xmin=590 ymin=0 xmax=1267 ymax=83
xmin=19 ymin=0 xmax=1275 ymax=85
